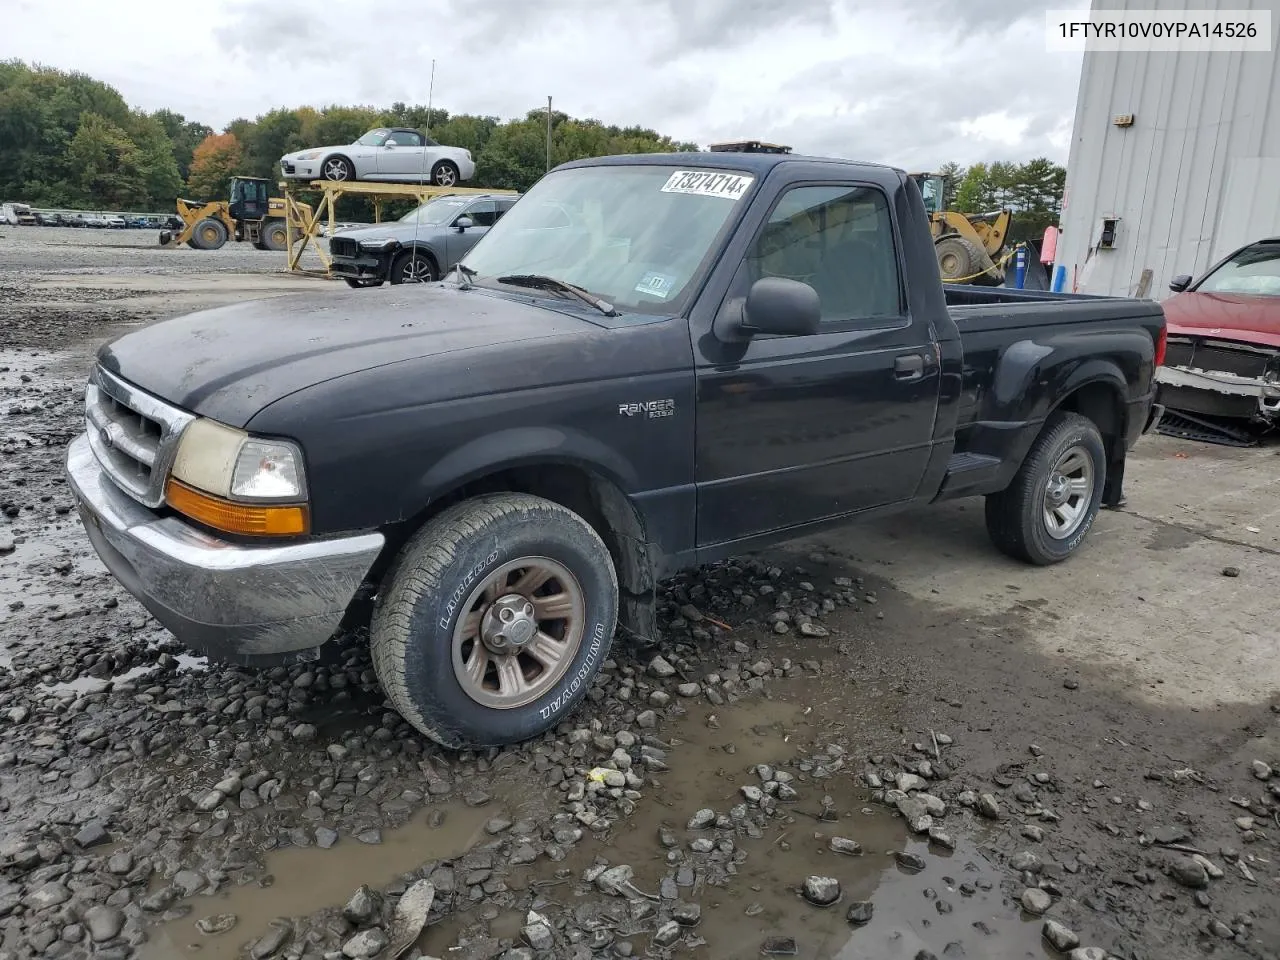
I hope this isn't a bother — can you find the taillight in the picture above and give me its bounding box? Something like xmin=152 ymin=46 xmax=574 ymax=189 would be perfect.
xmin=1154 ymin=325 xmax=1167 ymax=367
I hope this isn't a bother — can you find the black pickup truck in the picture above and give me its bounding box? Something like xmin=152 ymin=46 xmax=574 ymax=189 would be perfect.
xmin=66 ymin=148 xmax=1166 ymax=748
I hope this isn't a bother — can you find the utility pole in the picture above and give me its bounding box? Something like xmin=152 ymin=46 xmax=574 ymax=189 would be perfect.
xmin=426 ymin=60 xmax=436 ymax=135
xmin=546 ymin=96 xmax=552 ymax=172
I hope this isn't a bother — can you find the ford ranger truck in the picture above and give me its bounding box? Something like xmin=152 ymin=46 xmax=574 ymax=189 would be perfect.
xmin=65 ymin=149 xmax=1166 ymax=748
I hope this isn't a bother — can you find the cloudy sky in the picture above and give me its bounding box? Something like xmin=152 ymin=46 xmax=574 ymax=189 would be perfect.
xmin=3 ymin=0 xmax=1088 ymax=170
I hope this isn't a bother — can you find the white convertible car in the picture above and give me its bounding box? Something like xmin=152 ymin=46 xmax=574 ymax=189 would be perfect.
xmin=279 ymin=127 xmax=476 ymax=186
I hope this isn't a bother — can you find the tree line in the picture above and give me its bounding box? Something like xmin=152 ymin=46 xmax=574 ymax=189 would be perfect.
xmin=1 ymin=59 xmax=1065 ymax=239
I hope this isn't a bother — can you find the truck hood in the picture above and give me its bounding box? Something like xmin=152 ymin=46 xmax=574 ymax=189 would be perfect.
xmin=97 ymin=285 xmax=600 ymax=427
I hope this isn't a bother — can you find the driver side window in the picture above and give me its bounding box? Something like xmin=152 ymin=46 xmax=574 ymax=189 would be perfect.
xmin=744 ymin=185 xmax=901 ymax=323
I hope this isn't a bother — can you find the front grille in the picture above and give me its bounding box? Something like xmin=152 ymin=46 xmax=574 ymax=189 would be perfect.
xmin=1165 ymin=337 xmax=1274 ymax=379
xmin=84 ymin=366 xmax=194 ymax=508
xmin=329 ymin=236 xmax=358 ymax=258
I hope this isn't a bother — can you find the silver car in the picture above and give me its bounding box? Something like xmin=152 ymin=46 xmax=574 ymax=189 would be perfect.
xmin=280 ymin=127 xmax=476 ymax=186
xmin=327 ymin=194 xmax=519 ymax=287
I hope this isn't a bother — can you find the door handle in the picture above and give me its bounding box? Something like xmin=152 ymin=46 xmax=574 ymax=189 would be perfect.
xmin=894 ymin=354 xmax=925 ymax=380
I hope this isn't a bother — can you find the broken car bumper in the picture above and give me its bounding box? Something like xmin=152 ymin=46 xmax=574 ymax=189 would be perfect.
xmin=1155 ymin=365 xmax=1280 ymax=422
xmin=65 ymin=433 xmax=384 ymax=663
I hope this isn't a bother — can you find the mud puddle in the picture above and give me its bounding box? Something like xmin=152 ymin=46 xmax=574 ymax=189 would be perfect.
xmin=138 ymin=802 xmax=504 ymax=960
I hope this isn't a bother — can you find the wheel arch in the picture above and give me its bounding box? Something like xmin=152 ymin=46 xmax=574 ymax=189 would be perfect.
xmin=1045 ymin=370 xmax=1128 ymax=504
xmin=374 ymin=435 xmax=658 ymax=642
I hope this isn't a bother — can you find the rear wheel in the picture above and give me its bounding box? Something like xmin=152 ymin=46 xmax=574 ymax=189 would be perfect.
xmin=985 ymin=412 xmax=1107 ymax=565
xmin=935 ymin=235 xmax=985 ymax=282
xmin=431 ymin=161 xmax=460 ymax=187
xmin=189 ymin=217 xmax=228 ymax=250
xmin=390 ymin=248 xmax=438 ymax=283
xmin=261 ymin=218 xmax=288 ymax=251
xmin=370 ymin=494 xmax=618 ymax=747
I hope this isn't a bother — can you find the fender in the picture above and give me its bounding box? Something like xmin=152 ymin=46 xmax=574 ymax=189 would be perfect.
xmin=412 ymin=425 xmax=641 ymax=507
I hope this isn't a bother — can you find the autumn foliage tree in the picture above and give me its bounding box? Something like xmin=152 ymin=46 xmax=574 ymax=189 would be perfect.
xmin=185 ymin=132 xmax=243 ymax=200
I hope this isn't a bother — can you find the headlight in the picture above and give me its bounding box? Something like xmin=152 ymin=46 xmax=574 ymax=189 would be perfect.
xmin=168 ymin=419 xmax=309 ymax=536
xmin=358 ymin=237 xmax=399 ymax=251
xmin=295 ymin=150 xmax=322 ymax=161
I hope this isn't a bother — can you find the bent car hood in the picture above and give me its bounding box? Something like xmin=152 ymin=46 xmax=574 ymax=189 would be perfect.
xmin=97 ymin=285 xmax=599 ymax=427
xmin=1163 ymin=291 xmax=1280 ymax=348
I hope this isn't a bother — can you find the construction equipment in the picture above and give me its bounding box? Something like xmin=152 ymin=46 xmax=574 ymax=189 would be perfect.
xmin=159 ymin=177 xmax=313 ymax=252
xmin=909 ymin=172 xmax=1014 ymax=285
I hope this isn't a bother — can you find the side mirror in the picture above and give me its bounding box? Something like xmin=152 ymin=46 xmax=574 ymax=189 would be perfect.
xmin=384 ymin=142 xmax=397 ymax=149
xmin=741 ymin=276 xmax=821 ymax=336
xmin=1168 ymin=274 xmax=1192 ymax=293
xmin=455 ymin=216 xmax=475 ymax=232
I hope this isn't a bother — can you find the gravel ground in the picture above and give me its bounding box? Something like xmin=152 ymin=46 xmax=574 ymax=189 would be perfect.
xmin=1 ymin=225 xmax=1277 ymax=960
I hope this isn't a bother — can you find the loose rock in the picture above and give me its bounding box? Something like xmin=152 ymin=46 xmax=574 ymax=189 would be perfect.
xmin=1021 ymin=889 xmax=1052 ymax=915
xmin=847 ymin=901 xmax=874 ymax=925
xmin=802 ymin=876 xmax=841 ymax=906
xmin=1042 ymin=920 xmax=1080 ymax=952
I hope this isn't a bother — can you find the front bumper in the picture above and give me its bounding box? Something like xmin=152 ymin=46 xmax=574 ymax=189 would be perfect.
xmin=280 ymin=159 xmax=320 ymax=180
xmin=65 ymin=434 xmax=385 ymax=663
xmin=329 ymin=252 xmax=392 ymax=281
xmin=1155 ymin=365 xmax=1280 ymax=422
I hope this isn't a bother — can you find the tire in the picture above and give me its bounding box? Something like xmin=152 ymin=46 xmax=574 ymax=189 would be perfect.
xmin=984 ymin=412 xmax=1107 ymax=566
xmin=322 ymin=155 xmax=354 ymax=182
xmin=344 ymin=278 xmax=384 ymax=288
xmin=935 ymin=235 xmax=985 ymax=282
xmin=389 ymin=248 xmax=438 ymax=284
xmin=261 ymin=218 xmax=288 ymax=251
xmin=189 ymin=217 xmax=228 ymax=250
xmin=370 ymin=493 xmax=619 ymax=748
xmin=431 ymin=160 xmax=460 ymax=187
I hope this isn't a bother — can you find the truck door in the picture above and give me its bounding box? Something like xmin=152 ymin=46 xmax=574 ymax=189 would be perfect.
xmin=445 ymin=200 xmax=498 ymax=262
xmin=693 ymin=181 xmax=941 ymax=546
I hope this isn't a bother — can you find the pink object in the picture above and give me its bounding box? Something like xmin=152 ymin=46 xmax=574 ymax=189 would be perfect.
xmin=1040 ymin=226 xmax=1059 ymax=264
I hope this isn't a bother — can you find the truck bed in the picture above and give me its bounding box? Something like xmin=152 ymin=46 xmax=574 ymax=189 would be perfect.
xmin=945 ymin=284 xmax=1163 ymax=332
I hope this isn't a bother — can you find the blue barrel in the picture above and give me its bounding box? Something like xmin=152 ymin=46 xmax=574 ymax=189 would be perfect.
xmin=1014 ymin=245 xmax=1027 ymax=289
xmin=1052 ymin=264 xmax=1067 ymax=293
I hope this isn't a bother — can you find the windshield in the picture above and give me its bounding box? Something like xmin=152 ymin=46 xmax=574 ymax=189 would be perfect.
xmin=1197 ymin=241 xmax=1280 ymax=297
xmin=355 ymin=128 xmax=390 ymax=146
xmin=459 ymin=164 xmax=755 ymax=312
xmin=398 ymin=196 xmax=471 ymax=225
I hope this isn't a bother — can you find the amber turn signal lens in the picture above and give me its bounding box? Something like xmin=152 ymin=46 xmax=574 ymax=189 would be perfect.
xmin=165 ymin=479 xmax=309 ymax=536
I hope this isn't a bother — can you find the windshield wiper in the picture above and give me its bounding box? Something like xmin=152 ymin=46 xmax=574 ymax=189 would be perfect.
xmin=496 ymin=274 xmax=619 ymax=316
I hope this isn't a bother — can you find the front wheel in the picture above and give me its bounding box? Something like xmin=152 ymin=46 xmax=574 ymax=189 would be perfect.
xmin=344 ymin=278 xmax=384 ymax=288
xmin=985 ymin=411 xmax=1107 ymax=565
xmin=370 ymin=494 xmax=619 ymax=748
xmin=322 ymin=155 xmax=354 ymax=181
xmin=389 ymin=249 xmax=438 ymax=283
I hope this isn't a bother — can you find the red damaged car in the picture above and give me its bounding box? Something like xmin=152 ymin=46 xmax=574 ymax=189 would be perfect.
xmin=1156 ymin=236 xmax=1280 ymax=430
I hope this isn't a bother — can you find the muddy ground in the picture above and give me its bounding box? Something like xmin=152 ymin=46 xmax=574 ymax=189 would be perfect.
xmin=1 ymin=225 xmax=1277 ymax=960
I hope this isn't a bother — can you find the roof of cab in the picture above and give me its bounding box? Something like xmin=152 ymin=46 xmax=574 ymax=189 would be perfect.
xmin=559 ymin=150 xmax=902 ymax=177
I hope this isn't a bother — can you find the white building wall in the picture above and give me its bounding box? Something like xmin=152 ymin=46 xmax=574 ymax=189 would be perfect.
xmin=1054 ymin=0 xmax=1280 ymax=299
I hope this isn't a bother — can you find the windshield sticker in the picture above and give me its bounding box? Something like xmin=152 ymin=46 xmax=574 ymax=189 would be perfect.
xmin=634 ymin=271 xmax=675 ymax=299
xmin=660 ymin=170 xmax=754 ymax=200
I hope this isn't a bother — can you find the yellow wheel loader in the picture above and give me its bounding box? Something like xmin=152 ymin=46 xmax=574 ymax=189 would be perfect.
xmin=909 ymin=173 xmax=1013 ymax=285
xmin=159 ymin=177 xmax=313 ymax=252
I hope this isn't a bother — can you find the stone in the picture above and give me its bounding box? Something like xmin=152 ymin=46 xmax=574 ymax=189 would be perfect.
xmin=687 ymin=808 xmax=715 ymax=830
xmin=928 ymin=828 xmax=956 ymax=851
xmin=343 ymin=885 xmax=379 ymax=923
xmin=250 ymin=923 xmax=292 ymax=960
xmin=106 ymin=851 xmax=134 ymax=875
xmin=652 ymin=920 xmax=682 ymax=947
xmin=977 ymin=794 xmax=1001 ymax=819
xmin=761 ymin=937 xmax=798 ymax=955
xmin=83 ymin=906 xmax=125 ymax=943
xmin=522 ymin=915 xmax=554 ymax=952
xmin=74 ymin=821 xmax=110 ymax=848
xmin=342 ymin=928 xmax=388 ymax=959
xmin=829 ymin=837 xmax=862 ymax=856
xmin=1021 ymin=889 xmax=1052 ymax=915
xmin=1253 ymin=760 xmax=1273 ymax=781
xmin=196 ymin=914 xmax=238 ymax=935
xmin=636 ymin=710 xmax=657 ymax=729
xmin=1042 ymin=920 xmax=1079 ymax=952
xmin=24 ymin=882 xmax=71 ymax=910
xmin=1168 ymin=857 xmax=1209 ymax=889
xmin=741 ymin=785 xmax=763 ymax=804
xmin=315 ymin=827 xmax=339 ymax=849
xmin=672 ymin=902 xmax=701 ymax=926
xmin=1222 ymin=566 xmax=1240 ymax=577
xmin=896 ymin=773 xmax=928 ymax=792
xmin=895 ymin=852 xmax=926 ymax=872
xmin=1069 ymin=949 xmax=1108 ymax=960
xmin=648 ymin=656 xmax=676 ymax=678
xmin=676 ymin=682 xmax=701 ymax=698
xmin=802 ymin=876 xmax=841 ymax=906
xmin=196 ymin=789 xmax=226 ymax=812
xmin=1010 ymin=852 xmax=1042 ymax=874
xmin=847 ymin=901 xmax=874 ymax=925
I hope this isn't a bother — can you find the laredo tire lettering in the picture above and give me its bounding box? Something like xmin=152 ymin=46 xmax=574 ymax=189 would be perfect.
xmin=439 ymin=549 xmax=500 ymax=630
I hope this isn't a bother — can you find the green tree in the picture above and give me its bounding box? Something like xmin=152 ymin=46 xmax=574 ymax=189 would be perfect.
xmin=152 ymin=108 xmax=213 ymax=181
xmin=67 ymin=112 xmax=146 ymax=207
xmin=128 ymin=111 xmax=183 ymax=206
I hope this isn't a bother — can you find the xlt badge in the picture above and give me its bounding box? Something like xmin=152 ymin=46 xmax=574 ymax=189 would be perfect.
xmin=618 ymin=399 xmax=675 ymax=419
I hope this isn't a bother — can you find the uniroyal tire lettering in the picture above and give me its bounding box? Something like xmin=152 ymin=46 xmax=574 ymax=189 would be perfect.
xmin=539 ymin=621 xmax=607 ymax=721
xmin=439 ymin=550 xmax=500 ymax=630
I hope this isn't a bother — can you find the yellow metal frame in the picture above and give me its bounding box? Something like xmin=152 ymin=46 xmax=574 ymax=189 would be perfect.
xmin=282 ymin=180 xmax=518 ymax=276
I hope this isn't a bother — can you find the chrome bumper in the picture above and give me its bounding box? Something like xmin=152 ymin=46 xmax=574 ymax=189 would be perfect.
xmin=65 ymin=434 xmax=385 ymax=662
